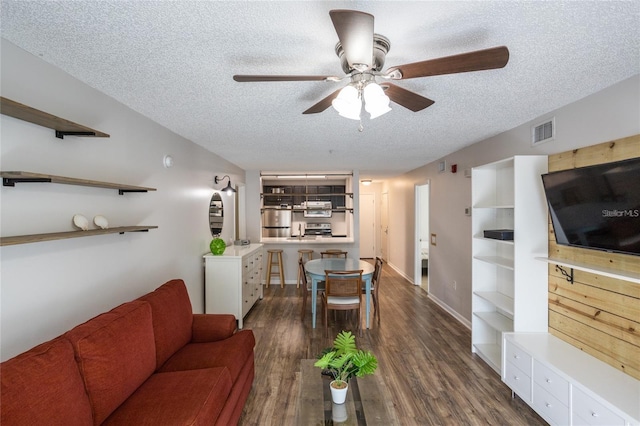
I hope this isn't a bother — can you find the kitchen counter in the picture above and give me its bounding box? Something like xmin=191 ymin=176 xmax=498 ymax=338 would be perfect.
xmin=260 ymin=236 xmax=354 ymax=244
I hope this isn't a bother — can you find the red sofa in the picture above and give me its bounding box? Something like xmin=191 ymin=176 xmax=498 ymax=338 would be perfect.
xmin=1 ymin=279 xmax=255 ymax=425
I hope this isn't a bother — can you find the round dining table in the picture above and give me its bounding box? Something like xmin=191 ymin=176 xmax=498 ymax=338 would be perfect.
xmin=304 ymin=258 xmax=375 ymax=329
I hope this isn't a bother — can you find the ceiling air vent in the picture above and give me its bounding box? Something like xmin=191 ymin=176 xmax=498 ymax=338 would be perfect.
xmin=532 ymin=117 xmax=555 ymax=146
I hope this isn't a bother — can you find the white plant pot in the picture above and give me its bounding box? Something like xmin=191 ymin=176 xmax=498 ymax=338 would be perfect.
xmin=330 ymin=380 xmax=348 ymax=404
xmin=332 ymin=402 xmax=348 ymax=422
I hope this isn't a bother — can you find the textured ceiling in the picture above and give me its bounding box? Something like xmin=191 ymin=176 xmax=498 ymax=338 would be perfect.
xmin=2 ymin=1 xmax=639 ymax=179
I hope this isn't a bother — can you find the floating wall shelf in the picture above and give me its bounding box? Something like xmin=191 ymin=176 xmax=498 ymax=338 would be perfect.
xmin=0 ymin=226 xmax=158 ymax=247
xmin=0 ymin=97 xmax=110 ymax=139
xmin=536 ymin=257 xmax=640 ymax=284
xmin=1 ymin=171 xmax=156 ymax=194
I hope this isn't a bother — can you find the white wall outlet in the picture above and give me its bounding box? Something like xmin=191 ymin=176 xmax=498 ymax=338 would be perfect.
xmin=453 ymin=280 xmax=457 ymax=290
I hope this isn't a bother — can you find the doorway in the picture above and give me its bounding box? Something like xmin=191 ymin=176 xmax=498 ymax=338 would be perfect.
xmin=380 ymin=192 xmax=389 ymax=262
xmin=414 ymin=182 xmax=430 ymax=291
xmin=359 ymin=193 xmax=375 ymax=258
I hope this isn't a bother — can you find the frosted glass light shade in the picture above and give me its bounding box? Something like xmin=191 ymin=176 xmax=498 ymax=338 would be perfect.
xmin=364 ymin=83 xmax=391 ymax=119
xmin=332 ymin=85 xmax=361 ymax=120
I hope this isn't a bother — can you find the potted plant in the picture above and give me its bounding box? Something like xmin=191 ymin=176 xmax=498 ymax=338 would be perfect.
xmin=314 ymin=330 xmax=378 ymax=404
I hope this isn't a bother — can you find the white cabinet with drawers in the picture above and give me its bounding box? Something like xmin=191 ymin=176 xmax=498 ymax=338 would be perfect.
xmin=204 ymin=244 xmax=263 ymax=329
xmin=503 ymin=333 xmax=639 ymax=426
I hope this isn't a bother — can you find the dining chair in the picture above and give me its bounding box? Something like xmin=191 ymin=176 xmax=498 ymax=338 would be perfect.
xmin=363 ymin=257 xmax=384 ymax=324
xmin=299 ymin=259 xmax=325 ymax=321
xmin=320 ymin=250 xmax=348 ymax=259
xmin=321 ymin=270 xmax=363 ymax=337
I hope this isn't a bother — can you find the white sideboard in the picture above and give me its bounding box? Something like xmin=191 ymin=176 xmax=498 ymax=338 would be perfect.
xmin=204 ymin=244 xmax=263 ymax=329
xmin=503 ymin=333 xmax=640 ymax=426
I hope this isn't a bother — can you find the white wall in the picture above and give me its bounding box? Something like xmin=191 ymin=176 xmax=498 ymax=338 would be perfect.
xmin=0 ymin=40 xmax=245 ymax=360
xmin=386 ymin=74 xmax=640 ymax=324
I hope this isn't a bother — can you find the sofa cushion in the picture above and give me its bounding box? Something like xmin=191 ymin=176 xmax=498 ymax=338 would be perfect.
xmin=214 ymin=352 xmax=255 ymax=426
xmin=64 ymin=301 xmax=156 ymax=425
xmin=192 ymin=313 xmax=237 ymax=342
xmin=102 ymin=368 xmax=232 ymax=426
xmin=158 ymin=329 xmax=255 ymax=383
xmin=0 ymin=337 xmax=93 ymax=425
xmin=138 ymin=279 xmax=193 ymax=368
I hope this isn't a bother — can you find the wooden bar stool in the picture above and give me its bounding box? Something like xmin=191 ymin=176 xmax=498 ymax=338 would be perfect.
xmin=266 ymin=249 xmax=285 ymax=288
xmin=297 ymin=249 xmax=314 ymax=288
xmin=320 ymin=249 xmax=348 ymax=259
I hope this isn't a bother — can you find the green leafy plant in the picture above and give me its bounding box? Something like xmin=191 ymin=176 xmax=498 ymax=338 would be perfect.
xmin=314 ymin=331 xmax=378 ymax=388
xmin=209 ymin=238 xmax=226 ymax=255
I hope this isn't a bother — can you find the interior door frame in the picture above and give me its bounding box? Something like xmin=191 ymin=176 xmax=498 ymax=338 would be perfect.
xmin=380 ymin=192 xmax=389 ymax=262
xmin=414 ymin=180 xmax=430 ymax=289
xmin=359 ymin=192 xmax=376 ymax=258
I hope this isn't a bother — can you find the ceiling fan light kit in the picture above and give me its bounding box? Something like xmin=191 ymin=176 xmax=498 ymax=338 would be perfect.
xmin=233 ymin=9 xmax=509 ymax=129
xmin=363 ymin=83 xmax=391 ymax=119
xmin=332 ymin=85 xmax=361 ymax=120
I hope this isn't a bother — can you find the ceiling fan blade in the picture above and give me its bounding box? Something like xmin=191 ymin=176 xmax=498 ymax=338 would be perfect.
xmin=386 ymin=46 xmax=509 ymax=80
xmin=233 ymin=75 xmax=333 ymax=82
xmin=302 ymin=88 xmax=343 ymax=114
xmin=380 ymin=83 xmax=434 ymax=112
xmin=330 ymin=10 xmax=374 ymax=70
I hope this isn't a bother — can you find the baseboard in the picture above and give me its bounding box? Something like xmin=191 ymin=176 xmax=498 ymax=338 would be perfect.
xmin=427 ymin=294 xmax=471 ymax=330
xmin=385 ymin=261 xmax=415 ymax=284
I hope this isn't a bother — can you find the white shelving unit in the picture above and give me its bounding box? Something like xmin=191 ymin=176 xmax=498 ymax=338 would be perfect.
xmin=471 ymin=156 xmax=549 ymax=373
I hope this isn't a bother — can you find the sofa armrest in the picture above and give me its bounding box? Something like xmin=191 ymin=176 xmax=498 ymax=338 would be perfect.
xmin=191 ymin=314 xmax=237 ymax=342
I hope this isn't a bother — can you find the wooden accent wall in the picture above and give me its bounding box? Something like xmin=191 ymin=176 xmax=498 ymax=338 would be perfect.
xmin=547 ymin=134 xmax=640 ymax=380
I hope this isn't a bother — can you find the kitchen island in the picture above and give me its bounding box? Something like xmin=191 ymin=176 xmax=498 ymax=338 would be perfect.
xmin=260 ymin=235 xmax=354 ymax=244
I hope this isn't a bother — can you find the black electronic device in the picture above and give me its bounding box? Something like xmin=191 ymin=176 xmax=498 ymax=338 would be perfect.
xmin=483 ymin=229 xmax=514 ymax=240
xmin=541 ymin=157 xmax=640 ymax=256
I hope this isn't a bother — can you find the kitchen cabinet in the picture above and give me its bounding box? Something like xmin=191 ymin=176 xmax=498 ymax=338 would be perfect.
xmin=261 ymin=185 xmax=352 ymax=213
xmin=471 ymin=156 xmax=548 ymax=373
xmin=204 ymin=244 xmax=263 ymax=329
xmin=503 ymin=333 xmax=639 ymax=425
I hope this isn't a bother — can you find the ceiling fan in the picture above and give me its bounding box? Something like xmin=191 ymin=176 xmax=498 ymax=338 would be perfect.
xmin=233 ymin=10 xmax=509 ymax=121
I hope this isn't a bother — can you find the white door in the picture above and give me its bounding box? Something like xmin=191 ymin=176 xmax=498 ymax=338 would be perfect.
xmin=359 ymin=193 xmax=375 ymax=258
xmin=380 ymin=192 xmax=389 ymax=262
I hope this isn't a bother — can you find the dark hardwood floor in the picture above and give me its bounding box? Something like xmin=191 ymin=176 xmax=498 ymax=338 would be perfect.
xmin=238 ymin=261 xmax=546 ymax=425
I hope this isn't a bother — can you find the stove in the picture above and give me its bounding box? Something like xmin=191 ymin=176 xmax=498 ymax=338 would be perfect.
xmin=304 ymin=223 xmax=332 ymax=236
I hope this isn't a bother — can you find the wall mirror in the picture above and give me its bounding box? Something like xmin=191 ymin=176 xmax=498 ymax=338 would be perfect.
xmin=209 ymin=192 xmax=224 ymax=237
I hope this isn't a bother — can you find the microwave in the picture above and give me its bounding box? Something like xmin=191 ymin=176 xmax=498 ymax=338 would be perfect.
xmin=303 ymin=201 xmax=332 ymax=218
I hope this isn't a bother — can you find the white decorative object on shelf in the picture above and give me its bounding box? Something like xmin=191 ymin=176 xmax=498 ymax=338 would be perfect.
xmin=72 ymin=214 xmax=89 ymax=231
xmin=93 ymin=215 xmax=109 ymax=229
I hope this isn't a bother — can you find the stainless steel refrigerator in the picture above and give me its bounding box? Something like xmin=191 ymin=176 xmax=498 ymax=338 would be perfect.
xmin=262 ymin=209 xmax=292 ymax=237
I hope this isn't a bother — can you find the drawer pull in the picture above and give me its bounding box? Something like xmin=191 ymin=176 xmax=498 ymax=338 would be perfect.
xmin=546 ymin=378 xmax=552 ymax=383
xmin=513 ymin=375 xmax=520 ymax=380
xmin=513 ymin=355 xmax=520 ymax=359
xmin=545 ymin=403 xmax=552 ymax=408
xmin=591 ymin=412 xmax=599 ymax=418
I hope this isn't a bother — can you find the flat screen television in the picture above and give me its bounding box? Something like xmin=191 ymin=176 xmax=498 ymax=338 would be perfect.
xmin=541 ymin=157 xmax=640 ymax=256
